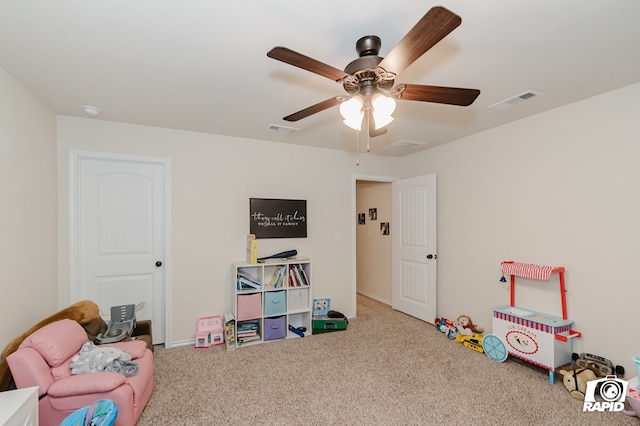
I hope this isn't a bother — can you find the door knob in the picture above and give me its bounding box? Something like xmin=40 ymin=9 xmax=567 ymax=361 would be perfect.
xmin=426 ymin=254 xmax=437 ymax=259
xmin=155 ymin=261 xmax=163 ymax=267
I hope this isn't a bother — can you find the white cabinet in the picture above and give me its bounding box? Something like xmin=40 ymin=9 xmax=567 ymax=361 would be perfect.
xmin=233 ymin=259 xmax=312 ymax=347
xmin=0 ymin=386 xmax=38 ymax=426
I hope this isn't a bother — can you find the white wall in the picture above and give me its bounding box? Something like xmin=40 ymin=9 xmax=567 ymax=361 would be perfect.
xmin=0 ymin=67 xmax=57 ymax=347
xmin=400 ymin=82 xmax=640 ymax=368
xmin=56 ymin=117 xmax=401 ymax=345
xmin=356 ymin=181 xmax=392 ymax=304
xmin=3 ymin=58 xmax=638 ymax=369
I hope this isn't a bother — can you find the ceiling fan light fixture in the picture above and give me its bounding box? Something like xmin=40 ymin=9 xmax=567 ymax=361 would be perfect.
xmin=372 ymin=93 xmax=396 ymax=116
xmin=343 ymin=116 xmax=363 ymax=131
xmin=371 ymin=93 xmax=396 ymax=129
xmin=340 ymin=96 xmax=364 ymax=130
xmin=373 ymin=114 xmax=394 ymax=129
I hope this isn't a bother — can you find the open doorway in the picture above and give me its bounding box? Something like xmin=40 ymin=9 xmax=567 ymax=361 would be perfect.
xmin=352 ymin=173 xmax=438 ymax=322
xmin=353 ymin=176 xmax=394 ymax=315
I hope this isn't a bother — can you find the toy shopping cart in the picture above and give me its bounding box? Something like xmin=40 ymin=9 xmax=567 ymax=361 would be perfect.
xmin=482 ymin=261 xmax=582 ymax=384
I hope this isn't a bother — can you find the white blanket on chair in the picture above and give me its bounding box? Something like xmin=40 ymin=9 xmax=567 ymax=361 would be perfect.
xmin=70 ymin=341 xmax=139 ymax=377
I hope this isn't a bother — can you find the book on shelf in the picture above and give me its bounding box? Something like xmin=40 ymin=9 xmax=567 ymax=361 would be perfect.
xmin=237 ymin=320 xmax=259 ymax=328
xmin=237 ymin=270 xmax=260 ymax=282
xmin=269 ymin=265 xmax=286 ymax=289
xmin=224 ymin=313 xmax=235 ymax=350
xmin=246 ymin=234 xmax=258 ymax=264
xmin=237 ymin=319 xmax=260 ymax=344
xmin=291 ymin=264 xmax=309 ymax=286
xmin=292 ymin=265 xmax=303 ymax=287
xmin=286 ymin=264 xmax=308 ymax=287
xmin=298 ymin=266 xmax=310 ymax=286
xmin=277 ymin=266 xmax=286 ymax=288
xmin=238 ymin=334 xmax=261 ymax=343
xmin=268 ymin=267 xmax=278 ymax=287
xmin=237 ymin=322 xmax=258 ymax=330
xmin=237 ymin=277 xmax=260 ymax=291
xmin=237 ymin=271 xmax=261 ymax=290
xmin=289 ymin=268 xmax=298 ymax=287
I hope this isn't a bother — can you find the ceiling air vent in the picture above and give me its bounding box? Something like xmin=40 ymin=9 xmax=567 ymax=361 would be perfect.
xmin=488 ymin=90 xmax=543 ymax=111
xmin=386 ymin=139 xmax=427 ymax=151
xmin=267 ymin=124 xmax=299 ymax=134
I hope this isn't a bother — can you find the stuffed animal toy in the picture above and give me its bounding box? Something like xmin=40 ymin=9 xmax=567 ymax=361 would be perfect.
xmin=435 ymin=317 xmax=458 ymax=339
xmin=558 ymin=367 xmax=597 ymax=400
xmin=456 ymin=315 xmax=484 ymax=336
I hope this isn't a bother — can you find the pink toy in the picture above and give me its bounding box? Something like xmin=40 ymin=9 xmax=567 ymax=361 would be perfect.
xmin=195 ymin=315 xmax=224 ymax=348
xmin=623 ymin=387 xmax=640 ymax=417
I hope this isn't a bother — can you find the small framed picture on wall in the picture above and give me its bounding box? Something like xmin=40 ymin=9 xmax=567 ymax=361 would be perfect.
xmin=380 ymin=222 xmax=390 ymax=235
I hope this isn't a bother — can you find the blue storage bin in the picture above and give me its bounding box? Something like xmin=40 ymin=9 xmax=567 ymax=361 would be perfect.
xmin=263 ymin=290 xmax=287 ymax=316
xmin=263 ymin=316 xmax=286 ymax=341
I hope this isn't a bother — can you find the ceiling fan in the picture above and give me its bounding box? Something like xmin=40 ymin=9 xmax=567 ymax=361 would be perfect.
xmin=267 ymin=6 xmax=480 ymax=138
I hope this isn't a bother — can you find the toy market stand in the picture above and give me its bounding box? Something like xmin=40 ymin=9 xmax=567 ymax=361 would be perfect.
xmin=483 ymin=261 xmax=582 ymax=384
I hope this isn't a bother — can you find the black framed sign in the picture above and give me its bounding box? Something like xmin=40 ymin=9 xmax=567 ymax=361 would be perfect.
xmin=250 ymin=198 xmax=307 ymax=239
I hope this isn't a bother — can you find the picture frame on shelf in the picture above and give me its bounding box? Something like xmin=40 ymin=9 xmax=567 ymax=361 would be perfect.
xmin=313 ymin=298 xmax=330 ymax=316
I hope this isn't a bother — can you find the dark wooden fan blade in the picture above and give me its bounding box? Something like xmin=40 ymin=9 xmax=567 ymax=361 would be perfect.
xmin=368 ymin=110 xmax=388 ymax=137
xmin=283 ymin=97 xmax=341 ymax=122
xmin=399 ymin=84 xmax=480 ymax=106
xmin=378 ymin=6 xmax=461 ymax=76
xmin=268 ymin=47 xmax=349 ymax=82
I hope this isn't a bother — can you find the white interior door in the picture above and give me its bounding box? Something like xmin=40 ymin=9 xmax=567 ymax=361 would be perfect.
xmin=70 ymin=152 xmax=168 ymax=343
xmin=392 ymin=174 xmax=437 ymax=323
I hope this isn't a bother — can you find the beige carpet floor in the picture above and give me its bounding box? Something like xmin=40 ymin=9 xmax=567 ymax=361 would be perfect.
xmin=137 ymin=294 xmax=638 ymax=425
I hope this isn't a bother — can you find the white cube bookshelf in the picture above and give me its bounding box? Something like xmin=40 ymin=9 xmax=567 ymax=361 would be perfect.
xmin=232 ymin=258 xmax=312 ymax=347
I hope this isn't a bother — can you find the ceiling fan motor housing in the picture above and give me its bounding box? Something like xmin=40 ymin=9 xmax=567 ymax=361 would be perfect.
xmin=356 ymin=35 xmax=381 ymax=56
xmin=344 ymin=35 xmax=395 ymax=94
xmin=344 ymin=55 xmax=383 ymax=75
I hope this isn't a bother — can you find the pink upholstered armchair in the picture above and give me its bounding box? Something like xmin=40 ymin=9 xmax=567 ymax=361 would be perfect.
xmin=7 ymin=319 xmax=154 ymax=426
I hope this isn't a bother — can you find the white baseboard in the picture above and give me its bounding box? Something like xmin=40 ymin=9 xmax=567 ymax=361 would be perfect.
xmin=356 ymin=290 xmax=391 ymax=306
xmin=169 ymin=339 xmax=195 ymax=348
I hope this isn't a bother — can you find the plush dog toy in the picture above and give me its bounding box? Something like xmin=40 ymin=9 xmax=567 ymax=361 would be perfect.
xmin=456 ymin=315 xmax=484 ymax=336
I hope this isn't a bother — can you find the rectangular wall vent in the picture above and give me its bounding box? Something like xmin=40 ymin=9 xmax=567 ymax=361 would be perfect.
xmin=267 ymin=124 xmax=300 ymax=134
xmin=488 ymin=90 xmax=543 ymax=111
xmin=386 ymin=139 xmax=427 ymax=151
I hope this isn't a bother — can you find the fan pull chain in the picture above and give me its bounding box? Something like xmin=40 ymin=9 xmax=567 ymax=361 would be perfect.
xmin=356 ymin=130 xmax=360 ymax=166
xmin=366 ymin=112 xmax=371 ymax=152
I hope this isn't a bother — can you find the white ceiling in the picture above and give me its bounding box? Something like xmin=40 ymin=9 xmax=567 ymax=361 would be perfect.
xmin=1 ymin=0 xmax=639 ymax=157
